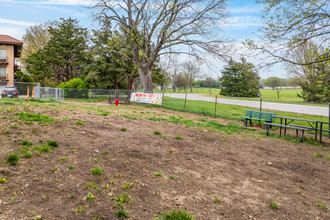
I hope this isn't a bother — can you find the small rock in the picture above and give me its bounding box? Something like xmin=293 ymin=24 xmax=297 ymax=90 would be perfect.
xmin=257 ymin=180 xmax=263 ymax=183
xmin=175 ymin=203 xmax=181 ymax=206
xmin=267 ymin=162 xmax=272 ymax=165
xmin=95 ymin=150 xmax=99 ymax=153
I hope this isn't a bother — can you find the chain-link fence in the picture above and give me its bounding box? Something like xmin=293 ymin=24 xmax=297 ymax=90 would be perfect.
xmin=38 ymin=87 xmax=64 ymax=102
xmin=0 ymin=81 xmax=40 ymax=98
xmin=61 ymin=88 xmax=133 ymax=102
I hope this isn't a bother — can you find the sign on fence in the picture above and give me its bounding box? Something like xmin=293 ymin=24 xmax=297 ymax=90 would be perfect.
xmin=130 ymin=92 xmax=163 ymax=105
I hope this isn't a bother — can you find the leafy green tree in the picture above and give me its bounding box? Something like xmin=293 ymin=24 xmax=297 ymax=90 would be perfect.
xmin=85 ymin=23 xmax=138 ymax=90
xmin=57 ymin=78 xmax=90 ymax=89
xmin=287 ymin=41 xmax=330 ymax=102
xmin=220 ymin=58 xmax=260 ymax=97
xmin=265 ymin=77 xmax=281 ymax=90
xmin=265 ymin=77 xmax=282 ymax=99
xmin=14 ymin=70 xmax=33 ymax=82
xmin=26 ymin=18 xmax=89 ymax=86
xmin=298 ymin=57 xmax=330 ymax=103
xmin=57 ymin=78 xmax=91 ymax=99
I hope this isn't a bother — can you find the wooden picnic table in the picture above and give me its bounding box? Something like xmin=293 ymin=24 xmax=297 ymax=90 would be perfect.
xmin=272 ymin=115 xmax=330 ymax=142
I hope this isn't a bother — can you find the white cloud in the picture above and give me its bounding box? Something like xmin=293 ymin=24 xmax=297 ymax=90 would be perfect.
xmin=0 ymin=18 xmax=37 ymax=26
xmin=1 ymin=0 xmax=93 ymax=6
xmin=221 ymin=16 xmax=262 ymax=29
xmin=35 ymin=5 xmax=88 ymax=17
xmin=0 ymin=26 xmax=26 ymax=39
xmin=228 ymin=4 xmax=262 ymax=14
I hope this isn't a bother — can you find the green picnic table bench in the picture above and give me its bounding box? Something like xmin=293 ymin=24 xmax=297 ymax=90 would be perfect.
xmin=242 ymin=110 xmax=276 ymax=127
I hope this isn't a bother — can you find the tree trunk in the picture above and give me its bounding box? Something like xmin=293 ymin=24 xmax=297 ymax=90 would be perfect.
xmin=172 ymin=83 xmax=176 ymax=92
xmin=145 ymin=67 xmax=153 ymax=92
xmin=190 ymin=83 xmax=193 ymax=93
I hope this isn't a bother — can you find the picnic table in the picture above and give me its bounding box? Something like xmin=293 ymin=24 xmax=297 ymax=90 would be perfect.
xmin=265 ymin=115 xmax=330 ymax=143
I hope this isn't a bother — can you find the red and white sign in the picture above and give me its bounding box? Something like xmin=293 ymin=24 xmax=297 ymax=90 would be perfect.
xmin=130 ymin=92 xmax=163 ymax=105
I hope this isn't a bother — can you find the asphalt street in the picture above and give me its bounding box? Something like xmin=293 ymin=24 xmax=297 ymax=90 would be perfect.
xmin=165 ymin=93 xmax=329 ymax=117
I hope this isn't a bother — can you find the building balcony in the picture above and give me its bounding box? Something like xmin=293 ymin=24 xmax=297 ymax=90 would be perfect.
xmin=0 ymin=56 xmax=8 ymax=66
xmin=0 ymin=75 xmax=8 ymax=82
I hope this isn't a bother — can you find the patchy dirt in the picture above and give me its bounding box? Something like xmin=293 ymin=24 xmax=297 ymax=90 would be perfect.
xmin=0 ymin=100 xmax=329 ymax=219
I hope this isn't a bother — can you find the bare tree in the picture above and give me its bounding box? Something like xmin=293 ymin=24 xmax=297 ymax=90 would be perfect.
xmin=205 ymin=76 xmax=215 ymax=95
xmin=20 ymin=21 xmax=57 ymax=65
xmin=247 ymin=0 xmax=329 ymax=66
xmin=92 ymin=0 xmax=229 ymax=92
xmin=176 ymin=72 xmax=190 ymax=93
xmin=286 ymin=41 xmax=327 ymax=79
xmin=181 ymin=60 xmax=201 ymax=93
xmin=170 ymin=63 xmax=179 ymax=92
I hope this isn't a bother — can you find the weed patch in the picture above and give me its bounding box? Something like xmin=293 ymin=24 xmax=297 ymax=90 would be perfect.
xmin=7 ymin=153 xmax=19 ymax=166
xmin=16 ymin=112 xmax=54 ymax=124
xmin=92 ymin=167 xmax=104 ymax=175
xmin=154 ymin=210 xmax=195 ymax=220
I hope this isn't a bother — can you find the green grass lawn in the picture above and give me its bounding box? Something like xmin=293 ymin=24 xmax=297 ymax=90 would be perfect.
xmin=162 ymin=96 xmax=329 ymax=128
xmin=162 ymin=87 xmax=328 ymax=107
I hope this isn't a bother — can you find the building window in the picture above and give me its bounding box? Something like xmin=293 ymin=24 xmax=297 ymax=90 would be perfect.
xmin=0 ymin=67 xmax=6 ymax=76
xmin=0 ymin=50 xmax=6 ymax=59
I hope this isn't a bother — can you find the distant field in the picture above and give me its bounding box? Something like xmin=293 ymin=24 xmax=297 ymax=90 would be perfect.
xmin=162 ymin=96 xmax=329 ymax=124
xmin=162 ymin=88 xmax=328 ymax=107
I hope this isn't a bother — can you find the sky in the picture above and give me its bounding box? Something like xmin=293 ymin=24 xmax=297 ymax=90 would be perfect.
xmin=0 ymin=0 xmax=286 ymax=79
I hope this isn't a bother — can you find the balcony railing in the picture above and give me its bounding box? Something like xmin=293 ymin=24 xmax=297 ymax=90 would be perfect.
xmin=0 ymin=56 xmax=8 ymax=65
xmin=0 ymin=75 xmax=7 ymax=81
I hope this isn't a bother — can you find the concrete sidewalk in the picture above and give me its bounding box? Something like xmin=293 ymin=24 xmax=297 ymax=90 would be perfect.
xmin=165 ymin=93 xmax=329 ymax=117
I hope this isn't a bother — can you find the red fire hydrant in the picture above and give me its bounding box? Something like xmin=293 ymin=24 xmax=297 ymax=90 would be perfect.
xmin=115 ymin=98 xmax=119 ymax=106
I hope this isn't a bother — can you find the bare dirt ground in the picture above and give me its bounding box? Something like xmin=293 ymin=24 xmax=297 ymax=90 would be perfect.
xmin=0 ymin=100 xmax=329 ymax=220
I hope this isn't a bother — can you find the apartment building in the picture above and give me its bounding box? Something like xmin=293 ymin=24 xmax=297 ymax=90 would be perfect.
xmin=0 ymin=35 xmax=23 ymax=90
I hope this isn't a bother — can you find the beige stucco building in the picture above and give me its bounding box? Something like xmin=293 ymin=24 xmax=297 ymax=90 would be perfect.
xmin=0 ymin=35 xmax=23 ymax=89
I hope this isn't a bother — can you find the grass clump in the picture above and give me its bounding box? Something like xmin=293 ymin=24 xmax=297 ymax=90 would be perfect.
xmin=116 ymin=209 xmax=129 ymax=218
xmin=154 ymin=130 xmax=162 ymax=135
xmin=16 ymin=112 xmax=55 ymax=123
xmin=175 ymin=136 xmax=183 ymax=140
xmin=154 ymin=173 xmax=162 ymax=177
xmin=270 ymin=201 xmax=279 ymax=209
xmin=7 ymin=153 xmax=19 ymax=166
xmin=317 ymin=201 xmax=327 ymax=210
xmin=23 ymin=151 xmax=33 ymax=158
xmin=154 ymin=210 xmax=195 ymax=220
xmin=76 ymin=121 xmax=84 ymax=125
xmin=35 ymin=145 xmax=51 ymax=154
xmin=121 ymin=127 xmax=127 ymax=131
xmin=20 ymin=140 xmax=33 ymax=146
xmin=47 ymin=140 xmax=59 ymax=148
xmin=92 ymin=167 xmax=104 ymax=175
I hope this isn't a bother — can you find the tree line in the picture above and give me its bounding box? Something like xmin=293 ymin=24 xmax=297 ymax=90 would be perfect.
xmin=16 ymin=0 xmax=329 ymax=103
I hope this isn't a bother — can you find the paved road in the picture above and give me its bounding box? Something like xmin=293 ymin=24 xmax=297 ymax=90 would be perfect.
xmin=165 ymin=93 xmax=329 ymax=117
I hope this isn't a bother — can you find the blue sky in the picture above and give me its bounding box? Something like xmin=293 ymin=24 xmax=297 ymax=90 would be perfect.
xmin=0 ymin=0 xmax=285 ymax=78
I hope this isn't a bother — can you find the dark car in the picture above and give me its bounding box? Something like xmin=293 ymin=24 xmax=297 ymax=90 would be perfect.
xmin=1 ymin=87 xmax=19 ymax=98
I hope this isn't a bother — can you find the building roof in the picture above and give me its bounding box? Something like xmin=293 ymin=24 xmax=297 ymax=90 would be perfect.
xmin=0 ymin=35 xmax=23 ymax=45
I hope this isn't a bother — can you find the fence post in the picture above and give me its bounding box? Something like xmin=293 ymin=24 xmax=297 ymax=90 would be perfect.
xmin=328 ymin=103 xmax=330 ymax=139
xmin=55 ymin=88 xmax=58 ymax=101
xmin=89 ymin=89 xmax=92 ymax=99
xmin=260 ymin=98 xmax=262 ymax=112
xmin=184 ymin=92 xmax=187 ymax=112
xmin=214 ymin=96 xmax=217 ymax=118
